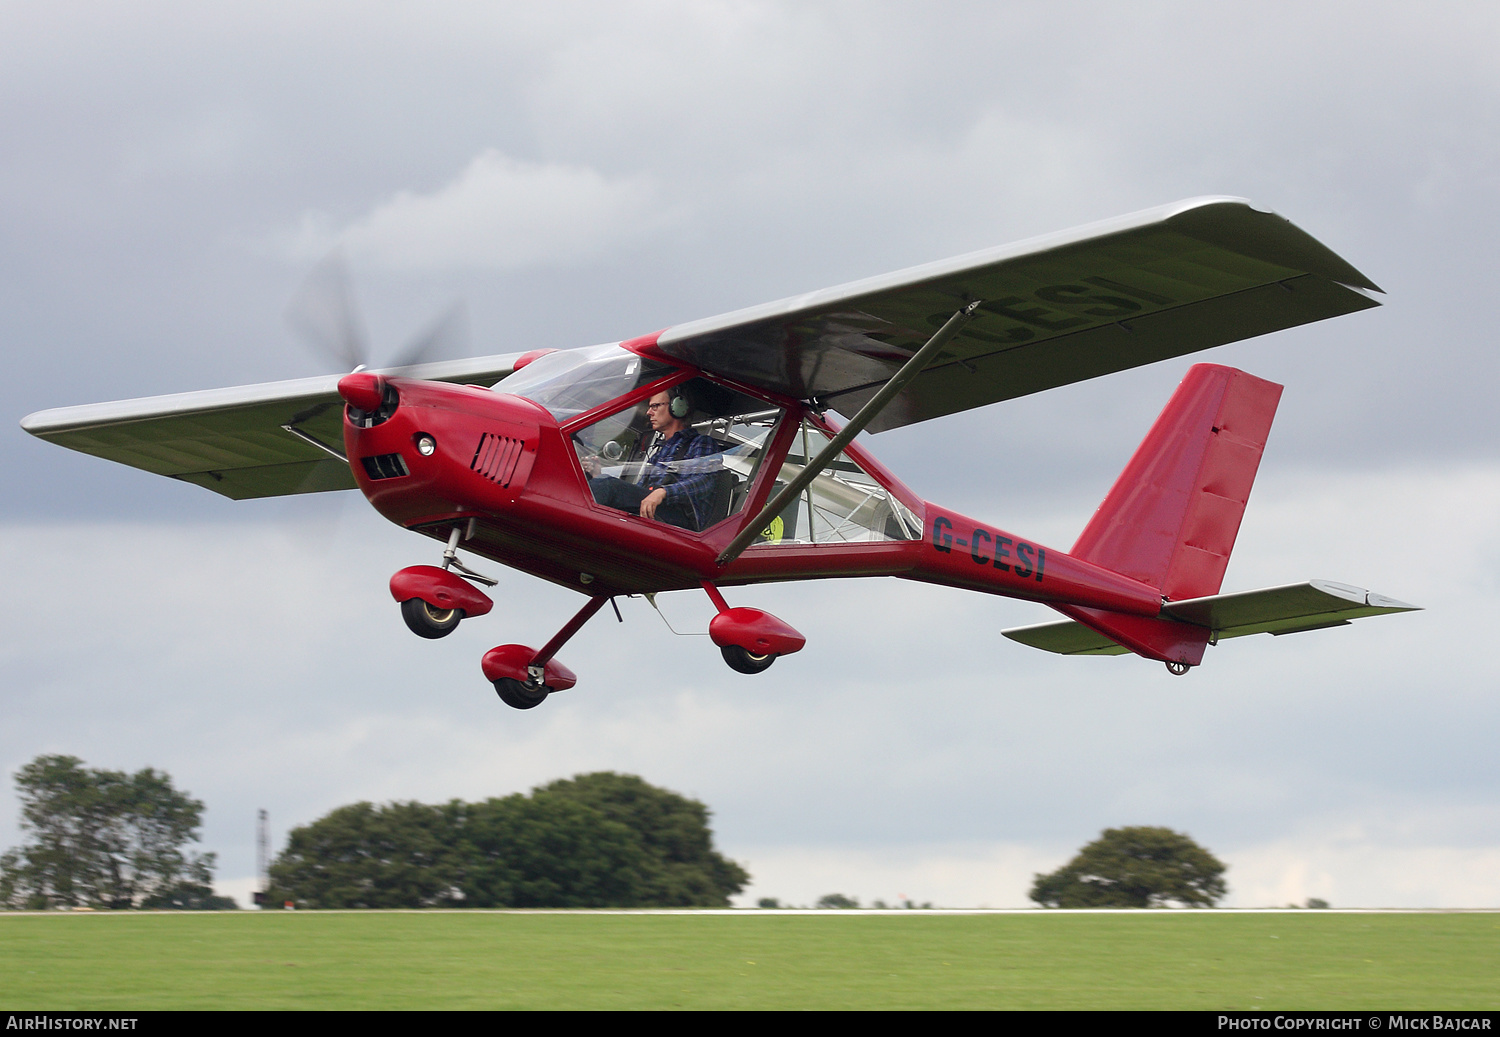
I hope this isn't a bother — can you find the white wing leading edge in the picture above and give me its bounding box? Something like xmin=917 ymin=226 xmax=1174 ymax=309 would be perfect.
xmin=21 ymin=355 xmax=521 ymax=500
xmin=656 ymin=198 xmax=1380 ymax=433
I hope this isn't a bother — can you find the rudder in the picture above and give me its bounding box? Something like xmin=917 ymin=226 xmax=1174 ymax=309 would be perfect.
xmin=1072 ymin=364 xmax=1282 ymax=601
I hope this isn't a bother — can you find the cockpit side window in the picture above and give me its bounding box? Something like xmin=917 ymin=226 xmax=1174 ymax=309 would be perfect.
xmin=573 ymin=380 xmax=784 ymax=534
xmin=495 ymin=344 xmax=673 ymax=422
xmin=751 ymin=420 xmax=922 ymax=547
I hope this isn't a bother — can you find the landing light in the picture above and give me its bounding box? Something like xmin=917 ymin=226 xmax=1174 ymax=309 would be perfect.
xmin=416 ymin=434 xmax=437 ymax=456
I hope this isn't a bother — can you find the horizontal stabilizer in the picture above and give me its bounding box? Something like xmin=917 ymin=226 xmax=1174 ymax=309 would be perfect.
xmin=1002 ymin=580 xmax=1418 ymax=657
xmin=1000 ymin=619 xmax=1130 ymax=657
xmin=1162 ymin=580 xmax=1419 ymax=637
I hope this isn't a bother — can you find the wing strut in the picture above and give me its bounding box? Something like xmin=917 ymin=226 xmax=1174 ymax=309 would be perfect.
xmin=279 ymin=423 xmax=348 ymax=462
xmin=715 ymin=300 xmax=982 ymax=566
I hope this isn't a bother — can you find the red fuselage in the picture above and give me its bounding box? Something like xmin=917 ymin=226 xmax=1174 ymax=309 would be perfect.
xmin=342 ymin=349 xmax=1162 ymax=620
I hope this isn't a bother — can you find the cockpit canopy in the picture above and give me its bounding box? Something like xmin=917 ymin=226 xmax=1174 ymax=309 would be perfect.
xmin=495 ymin=343 xmax=673 ymax=422
xmin=495 ymin=342 xmax=921 ymax=545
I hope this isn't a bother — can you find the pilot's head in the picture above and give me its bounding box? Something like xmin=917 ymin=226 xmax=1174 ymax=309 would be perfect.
xmin=646 ymin=390 xmax=686 ymax=435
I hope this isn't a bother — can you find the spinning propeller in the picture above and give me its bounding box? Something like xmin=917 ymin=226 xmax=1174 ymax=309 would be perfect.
xmin=277 ymin=252 xmax=471 ymax=526
xmin=284 ymin=250 xmax=469 ymax=388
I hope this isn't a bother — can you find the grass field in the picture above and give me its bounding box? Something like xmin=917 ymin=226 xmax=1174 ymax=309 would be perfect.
xmin=2 ymin=910 xmax=1497 ymax=1010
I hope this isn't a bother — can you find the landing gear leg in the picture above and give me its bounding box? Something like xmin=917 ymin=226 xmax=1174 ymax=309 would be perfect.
xmin=441 ymin=520 xmax=497 ymax=587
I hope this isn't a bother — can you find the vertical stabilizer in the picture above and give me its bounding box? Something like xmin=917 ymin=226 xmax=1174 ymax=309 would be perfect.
xmin=1073 ymin=364 xmax=1282 ymax=601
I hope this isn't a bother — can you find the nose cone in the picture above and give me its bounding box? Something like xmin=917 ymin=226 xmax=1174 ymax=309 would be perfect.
xmin=338 ymin=372 xmax=385 ymax=412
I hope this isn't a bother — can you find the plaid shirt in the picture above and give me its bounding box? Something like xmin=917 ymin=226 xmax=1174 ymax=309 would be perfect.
xmin=645 ymin=429 xmax=724 ymax=527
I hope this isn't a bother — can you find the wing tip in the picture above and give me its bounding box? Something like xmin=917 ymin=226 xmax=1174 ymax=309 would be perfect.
xmin=1307 ymin=579 xmax=1420 ymax=612
xmin=1164 ymin=199 xmax=1385 ymax=295
xmin=19 ymin=407 xmax=75 ymax=437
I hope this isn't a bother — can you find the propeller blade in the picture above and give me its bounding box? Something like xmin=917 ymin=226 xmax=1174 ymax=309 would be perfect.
xmin=388 ymin=300 xmax=469 ymax=372
xmin=284 ymin=251 xmax=370 ymax=373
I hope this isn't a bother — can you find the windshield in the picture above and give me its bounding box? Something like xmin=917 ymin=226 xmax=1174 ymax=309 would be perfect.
xmin=495 ymin=344 xmax=673 ymax=422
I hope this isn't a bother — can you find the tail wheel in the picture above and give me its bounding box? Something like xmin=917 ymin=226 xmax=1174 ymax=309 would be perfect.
xmin=1165 ymin=660 xmax=1191 ymax=676
xmin=401 ymin=598 xmax=463 ymax=639
xmin=721 ymin=644 xmax=777 ymax=675
xmin=493 ymin=678 xmax=549 ymax=709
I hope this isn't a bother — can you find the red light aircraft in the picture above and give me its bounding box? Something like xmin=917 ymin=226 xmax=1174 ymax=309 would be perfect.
xmin=24 ymin=198 xmax=1417 ymax=709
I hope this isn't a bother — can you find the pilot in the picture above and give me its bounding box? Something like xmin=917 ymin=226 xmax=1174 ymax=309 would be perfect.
xmin=586 ymin=388 xmax=724 ymax=531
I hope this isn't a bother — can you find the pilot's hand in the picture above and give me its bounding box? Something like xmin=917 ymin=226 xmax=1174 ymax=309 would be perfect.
xmin=582 ymin=455 xmax=601 ymax=477
xmin=640 ymin=487 xmax=667 ymax=520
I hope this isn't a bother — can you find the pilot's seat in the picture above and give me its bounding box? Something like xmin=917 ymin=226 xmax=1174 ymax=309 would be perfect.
xmin=699 ymin=467 xmax=741 ymax=530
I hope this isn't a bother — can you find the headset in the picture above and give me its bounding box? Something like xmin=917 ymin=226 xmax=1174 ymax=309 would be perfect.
xmin=668 ymin=386 xmax=691 ymax=419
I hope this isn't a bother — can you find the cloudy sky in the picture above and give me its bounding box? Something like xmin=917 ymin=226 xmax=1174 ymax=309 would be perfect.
xmin=4 ymin=1 xmax=1498 ymax=909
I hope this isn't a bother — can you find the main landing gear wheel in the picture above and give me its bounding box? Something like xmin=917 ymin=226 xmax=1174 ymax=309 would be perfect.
xmin=493 ymin=678 xmax=549 ymax=710
xmin=1165 ymin=661 xmax=1191 ymax=676
xmin=401 ymin=598 xmax=463 ymax=639
xmin=721 ymin=644 xmax=777 ymax=675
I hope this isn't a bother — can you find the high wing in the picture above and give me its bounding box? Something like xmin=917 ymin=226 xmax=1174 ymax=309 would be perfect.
xmin=21 ymin=354 xmax=521 ymax=500
xmin=22 ymin=198 xmax=1378 ymax=498
xmin=1002 ymin=580 xmax=1419 ymax=656
xmin=656 ymin=197 xmax=1380 ymax=433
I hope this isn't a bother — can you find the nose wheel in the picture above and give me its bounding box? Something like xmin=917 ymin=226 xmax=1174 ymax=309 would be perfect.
xmin=401 ymin=598 xmax=463 ymax=639
xmin=390 ymin=524 xmax=498 ymax=640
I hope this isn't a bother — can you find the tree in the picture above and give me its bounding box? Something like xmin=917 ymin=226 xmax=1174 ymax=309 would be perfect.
xmin=264 ymin=801 xmax=464 ymax=910
xmin=267 ymin=772 xmax=749 ymax=909
xmin=457 ymin=790 xmax=662 ymax=908
xmin=527 ymin=773 xmax=748 ymax=906
xmin=0 ymin=755 xmax=226 ymax=910
xmin=1029 ymin=826 xmax=1227 ymax=908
